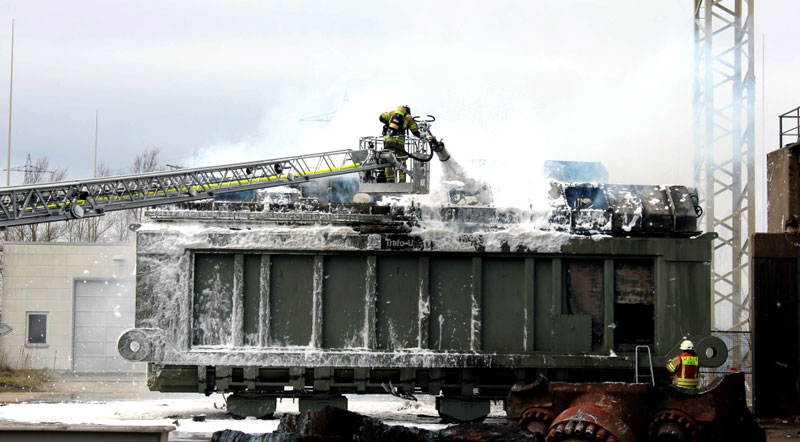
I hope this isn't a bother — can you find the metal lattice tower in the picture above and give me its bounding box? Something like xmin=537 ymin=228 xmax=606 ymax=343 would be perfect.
xmin=693 ymin=0 xmax=755 ymax=374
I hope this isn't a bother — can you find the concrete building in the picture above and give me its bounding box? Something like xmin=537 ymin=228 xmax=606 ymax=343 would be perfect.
xmin=0 ymin=242 xmax=143 ymax=372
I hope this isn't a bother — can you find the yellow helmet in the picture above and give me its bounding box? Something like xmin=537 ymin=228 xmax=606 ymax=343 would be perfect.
xmin=397 ymin=105 xmax=410 ymax=115
xmin=680 ymin=339 xmax=694 ymax=351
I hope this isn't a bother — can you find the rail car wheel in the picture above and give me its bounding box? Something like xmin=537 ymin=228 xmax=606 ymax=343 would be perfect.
xmin=226 ymin=394 xmax=277 ymax=420
xmin=435 ymin=396 xmax=490 ymax=423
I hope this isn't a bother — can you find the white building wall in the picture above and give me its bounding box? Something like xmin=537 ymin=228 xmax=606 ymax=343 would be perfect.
xmin=0 ymin=243 xmax=136 ymax=371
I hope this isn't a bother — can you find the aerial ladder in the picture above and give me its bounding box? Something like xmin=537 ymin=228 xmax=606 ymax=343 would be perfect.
xmin=0 ymin=118 xmax=450 ymax=229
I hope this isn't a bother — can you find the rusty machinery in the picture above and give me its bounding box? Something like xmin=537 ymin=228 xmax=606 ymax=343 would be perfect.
xmin=508 ymin=373 xmax=763 ymax=441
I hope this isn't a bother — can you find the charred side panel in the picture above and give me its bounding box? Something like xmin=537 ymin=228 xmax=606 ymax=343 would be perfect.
xmin=614 ymin=260 xmax=655 ymax=304
xmin=565 ymin=260 xmax=605 ymax=351
xmin=614 ymin=260 xmax=655 ymax=353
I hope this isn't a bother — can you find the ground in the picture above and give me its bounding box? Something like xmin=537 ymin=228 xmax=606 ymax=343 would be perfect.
xmin=761 ymin=420 xmax=800 ymax=440
xmin=0 ymin=372 xmax=793 ymax=441
xmin=0 ymin=368 xmax=50 ymax=392
xmin=0 ymin=371 xmax=503 ymax=440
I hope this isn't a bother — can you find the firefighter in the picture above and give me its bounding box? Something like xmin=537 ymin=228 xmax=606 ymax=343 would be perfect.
xmin=379 ymin=105 xmax=421 ymax=183
xmin=666 ymin=339 xmax=700 ymax=388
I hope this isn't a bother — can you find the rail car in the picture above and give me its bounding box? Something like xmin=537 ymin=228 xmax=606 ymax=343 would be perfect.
xmin=118 ymin=183 xmax=727 ymax=422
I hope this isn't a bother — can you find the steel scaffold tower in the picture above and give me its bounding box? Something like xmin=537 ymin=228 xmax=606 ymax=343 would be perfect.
xmin=693 ymin=0 xmax=755 ymax=381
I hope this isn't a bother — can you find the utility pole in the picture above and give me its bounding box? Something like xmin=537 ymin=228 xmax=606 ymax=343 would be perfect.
xmin=94 ymin=109 xmax=98 ymax=177
xmin=4 ymin=19 xmax=13 ymax=242
xmin=6 ymin=19 xmax=14 ymax=187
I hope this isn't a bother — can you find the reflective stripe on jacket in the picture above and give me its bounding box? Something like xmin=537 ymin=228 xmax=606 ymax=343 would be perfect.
xmin=667 ymin=352 xmax=699 ymax=387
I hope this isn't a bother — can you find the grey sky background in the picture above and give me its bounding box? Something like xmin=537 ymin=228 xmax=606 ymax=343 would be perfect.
xmin=0 ymin=1 xmax=797 ymax=212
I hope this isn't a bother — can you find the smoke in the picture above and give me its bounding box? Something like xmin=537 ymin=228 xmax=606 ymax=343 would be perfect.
xmin=185 ymin=85 xmax=418 ymax=167
xmin=9 ymin=0 xmax=800 ymax=198
xmin=186 ymin=51 xmax=694 ymax=212
xmin=176 ymin=1 xmax=697 ymax=209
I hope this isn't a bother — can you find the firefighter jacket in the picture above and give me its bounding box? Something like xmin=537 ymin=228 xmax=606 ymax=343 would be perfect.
xmin=380 ymin=109 xmax=421 ymax=149
xmin=666 ymin=351 xmax=700 ymax=388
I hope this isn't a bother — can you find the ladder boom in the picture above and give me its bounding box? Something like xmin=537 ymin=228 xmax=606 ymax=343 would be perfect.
xmin=0 ymin=149 xmax=389 ymax=228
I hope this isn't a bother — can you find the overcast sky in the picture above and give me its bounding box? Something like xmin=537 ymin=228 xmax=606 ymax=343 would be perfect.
xmin=0 ymin=0 xmax=797 ymax=205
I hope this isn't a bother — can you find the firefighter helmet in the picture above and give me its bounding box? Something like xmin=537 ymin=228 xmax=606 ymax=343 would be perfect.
xmin=397 ymin=105 xmax=410 ymax=115
xmin=680 ymin=339 xmax=694 ymax=351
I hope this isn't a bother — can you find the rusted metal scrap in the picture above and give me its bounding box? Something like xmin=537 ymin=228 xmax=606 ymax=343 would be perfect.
xmin=506 ymin=373 xmax=763 ymax=442
xmin=212 ymin=405 xmax=538 ymax=442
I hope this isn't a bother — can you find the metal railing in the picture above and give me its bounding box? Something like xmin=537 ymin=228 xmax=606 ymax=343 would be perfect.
xmin=358 ymin=136 xmax=431 ymax=194
xmin=780 ymin=106 xmax=800 ymax=147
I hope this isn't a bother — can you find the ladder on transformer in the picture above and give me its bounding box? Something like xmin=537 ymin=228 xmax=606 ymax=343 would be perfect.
xmin=635 ymin=345 xmax=655 ymax=386
xmin=0 ymin=149 xmax=396 ymax=228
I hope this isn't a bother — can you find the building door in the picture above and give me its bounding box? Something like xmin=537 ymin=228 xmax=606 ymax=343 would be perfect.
xmin=73 ymin=279 xmax=143 ymax=373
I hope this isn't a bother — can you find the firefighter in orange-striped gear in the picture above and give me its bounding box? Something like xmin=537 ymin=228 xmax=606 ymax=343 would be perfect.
xmin=379 ymin=105 xmax=421 ymax=183
xmin=666 ymin=339 xmax=700 ymax=388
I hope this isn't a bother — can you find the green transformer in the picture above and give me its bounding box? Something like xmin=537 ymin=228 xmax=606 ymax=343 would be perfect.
xmin=118 ymin=185 xmax=726 ymax=422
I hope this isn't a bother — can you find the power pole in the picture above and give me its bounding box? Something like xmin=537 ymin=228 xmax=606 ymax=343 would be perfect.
xmin=5 ymin=154 xmax=57 ymax=183
xmin=693 ymin=0 xmax=755 ymax=393
xmin=6 ymin=19 xmax=14 ymax=187
xmin=4 ymin=19 xmax=13 ymax=243
xmin=94 ymin=109 xmax=98 ymax=177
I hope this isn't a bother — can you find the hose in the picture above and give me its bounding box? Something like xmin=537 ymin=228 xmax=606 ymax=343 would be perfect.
xmin=392 ymin=137 xmax=449 ymax=163
xmin=392 ymin=144 xmax=434 ymax=162
xmin=384 ymin=116 xmax=446 ymax=163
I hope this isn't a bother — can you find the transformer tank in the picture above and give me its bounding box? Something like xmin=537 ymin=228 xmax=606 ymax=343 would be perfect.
xmin=119 ymin=192 xmax=724 ymax=422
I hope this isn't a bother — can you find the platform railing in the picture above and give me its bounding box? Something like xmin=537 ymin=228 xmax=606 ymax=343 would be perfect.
xmin=780 ymin=106 xmax=800 ymax=147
